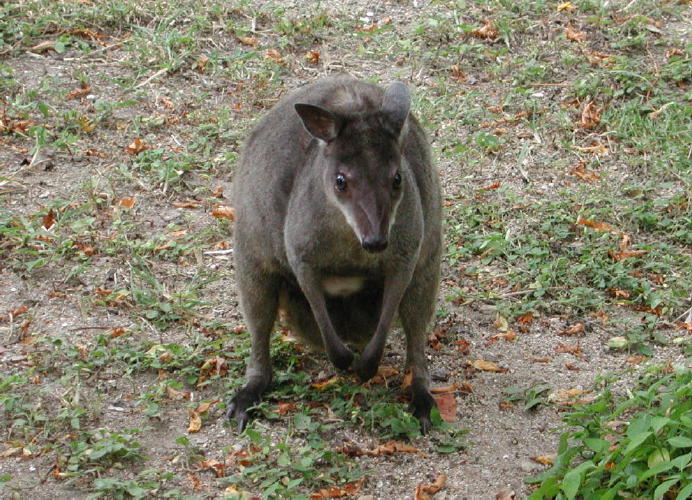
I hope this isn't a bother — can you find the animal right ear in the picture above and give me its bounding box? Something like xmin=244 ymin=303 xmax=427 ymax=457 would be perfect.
xmin=295 ymin=103 xmax=340 ymax=143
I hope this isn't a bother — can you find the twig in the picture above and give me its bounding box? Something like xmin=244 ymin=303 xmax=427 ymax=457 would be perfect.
xmin=134 ymin=68 xmax=168 ymax=89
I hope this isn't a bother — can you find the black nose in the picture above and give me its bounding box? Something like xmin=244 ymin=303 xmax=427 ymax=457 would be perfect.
xmin=362 ymin=237 xmax=388 ymax=253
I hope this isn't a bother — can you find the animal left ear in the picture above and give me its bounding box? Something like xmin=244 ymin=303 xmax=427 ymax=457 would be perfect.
xmin=380 ymin=81 xmax=410 ymax=138
xmin=295 ymin=103 xmax=341 ymax=143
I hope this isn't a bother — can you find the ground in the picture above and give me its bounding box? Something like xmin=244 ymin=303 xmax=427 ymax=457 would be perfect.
xmin=0 ymin=0 xmax=690 ymax=499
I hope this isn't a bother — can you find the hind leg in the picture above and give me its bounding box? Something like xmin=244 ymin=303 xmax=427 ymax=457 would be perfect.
xmin=399 ymin=265 xmax=440 ymax=434
xmin=226 ymin=260 xmax=279 ymax=431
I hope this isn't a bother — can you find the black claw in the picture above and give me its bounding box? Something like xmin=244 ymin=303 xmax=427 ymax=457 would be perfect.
xmin=226 ymin=385 xmax=263 ymax=432
xmin=410 ymin=384 xmax=436 ymax=434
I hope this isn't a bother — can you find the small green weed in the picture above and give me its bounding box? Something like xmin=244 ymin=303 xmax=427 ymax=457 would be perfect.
xmin=527 ymin=366 xmax=692 ymax=499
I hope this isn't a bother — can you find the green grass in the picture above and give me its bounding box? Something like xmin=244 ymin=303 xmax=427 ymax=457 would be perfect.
xmin=0 ymin=0 xmax=690 ymax=497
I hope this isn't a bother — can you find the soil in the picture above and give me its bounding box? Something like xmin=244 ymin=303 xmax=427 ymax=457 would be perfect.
xmin=1 ymin=0 xmax=689 ymax=499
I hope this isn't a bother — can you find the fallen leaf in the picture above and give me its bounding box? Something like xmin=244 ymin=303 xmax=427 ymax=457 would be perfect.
xmin=200 ymin=458 xmax=226 ymax=477
xmin=212 ymin=185 xmax=224 ymax=198
xmin=187 ymin=410 xmax=202 ymax=432
xmin=558 ymin=322 xmax=585 ymax=336
xmin=311 ymin=376 xmax=340 ymax=390
xmin=573 ymin=142 xmax=608 ymax=154
xmin=565 ymin=24 xmax=587 ymax=42
xmin=570 ymin=162 xmax=600 ymax=182
xmin=577 ymin=219 xmax=612 ymax=231
xmin=556 ymin=1 xmax=575 ymax=11
xmin=531 ymin=455 xmax=555 ymax=465
xmin=236 ymin=36 xmax=257 ymax=46
xmin=187 ymin=473 xmax=202 ymax=490
xmin=42 ymin=209 xmax=56 ymax=230
xmin=433 ymin=391 xmax=457 ymax=423
xmin=530 ymin=356 xmax=552 ymax=363
xmin=626 ymin=355 xmax=646 ymax=364
xmin=471 ymin=360 xmax=508 ymax=372
xmin=306 ymin=50 xmax=320 ymax=64
xmin=264 ymin=49 xmax=283 ymax=63
xmin=211 ymin=205 xmax=235 ymax=220
xmin=516 ymin=312 xmax=534 ymax=325
xmin=195 ymin=55 xmax=209 ymax=73
xmin=369 ymin=364 xmax=399 ymax=384
xmin=116 ymin=196 xmax=137 ymax=209
xmin=473 ymin=20 xmax=499 ymax=39
xmin=174 ymin=201 xmax=202 ymax=209
xmin=109 ymin=327 xmax=127 ymax=338
xmin=125 ymin=137 xmax=148 ymax=155
xmin=166 ymin=386 xmax=189 ymax=400
xmin=565 ymin=363 xmax=580 ymax=371
xmin=496 ymin=489 xmax=516 ymax=500
xmin=456 ymin=338 xmax=471 ymax=354
xmin=195 ymin=400 xmax=218 ymax=414
xmin=66 ymin=81 xmax=92 ymax=100
xmin=555 ymin=343 xmax=583 ymax=357
xmin=29 ymin=40 xmax=56 ymax=53
xmin=310 ymin=478 xmax=365 ymax=499
xmin=338 ymin=440 xmax=426 ymax=457
xmin=609 ymin=249 xmax=649 ymax=261
xmin=494 ymin=313 xmax=509 ymax=331
xmin=277 ymin=402 xmax=296 ymax=416
xmin=580 ymin=100 xmax=601 ymax=129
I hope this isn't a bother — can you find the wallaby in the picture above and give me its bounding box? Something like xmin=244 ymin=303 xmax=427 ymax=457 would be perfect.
xmin=227 ymin=77 xmax=442 ymax=433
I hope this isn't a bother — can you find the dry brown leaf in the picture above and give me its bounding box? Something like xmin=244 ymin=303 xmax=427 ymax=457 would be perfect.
xmin=433 ymin=391 xmax=457 ymax=423
xmin=109 ymin=327 xmax=127 ymax=338
xmin=195 ymin=400 xmax=218 ymax=414
xmin=565 ymin=24 xmax=587 ymax=42
xmin=369 ymin=364 xmax=399 ymax=384
xmin=577 ymin=219 xmax=613 ymax=231
xmin=471 ymin=359 xmax=508 ymax=372
xmin=311 ymin=376 xmax=340 ymax=390
xmin=609 ymin=249 xmax=649 ymax=261
xmin=42 ymin=209 xmax=56 ymax=230
xmin=531 ymin=455 xmax=555 ymax=465
xmin=187 ymin=410 xmax=202 ymax=433
xmin=66 ymin=81 xmax=92 ymax=100
xmin=277 ymin=402 xmax=296 ymax=416
xmin=236 ymin=36 xmax=257 ymax=46
xmin=195 ymin=55 xmax=209 ymax=73
xmin=496 ymin=489 xmax=516 ymax=500
xmin=570 ymin=162 xmax=600 ymax=182
xmin=555 ymin=343 xmax=583 ymax=357
xmin=264 ymin=49 xmax=283 ymax=63
xmin=174 ymin=201 xmax=202 ymax=209
xmin=473 ymin=20 xmax=499 ymax=39
xmin=339 ymin=440 xmax=426 ymax=457
xmin=516 ymin=312 xmax=534 ymax=324
xmin=456 ymin=338 xmax=471 ymax=354
xmin=29 ymin=40 xmax=56 ymax=53
xmin=306 ymin=50 xmax=320 ymax=64
xmin=126 ymin=137 xmax=148 ymax=155
xmin=530 ymin=356 xmax=552 ymax=363
xmin=116 ymin=196 xmax=137 ymax=209
xmin=310 ymin=478 xmax=365 ymax=499
xmin=559 ymin=322 xmax=585 ymax=336
xmin=200 ymin=458 xmax=226 ymax=477
xmin=573 ymin=142 xmax=608 ymax=154
xmin=211 ymin=205 xmax=235 ymax=220
xmin=556 ymin=1 xmax=575 ymax=11
xmin=580 ymin=100 xmax=601 ymax=129
xmin=166 ymin=386 xmax=189 ymax=400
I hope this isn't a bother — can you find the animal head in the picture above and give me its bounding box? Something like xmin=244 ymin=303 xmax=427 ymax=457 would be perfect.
xmin=294 ymin=82 xmax=411 ymax=253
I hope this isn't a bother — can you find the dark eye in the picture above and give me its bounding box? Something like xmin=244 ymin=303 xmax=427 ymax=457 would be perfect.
xmin=335 ymin=173 xmax=347 ymax=192
xmin=393 ymin=171 xmax=402 ymax=189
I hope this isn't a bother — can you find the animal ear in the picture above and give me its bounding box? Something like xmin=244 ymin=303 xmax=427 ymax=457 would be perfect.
xmin=380 ymin=81 xmax=410 ymax=138
xmin=294 ymin=103 xmax=340 ymax=143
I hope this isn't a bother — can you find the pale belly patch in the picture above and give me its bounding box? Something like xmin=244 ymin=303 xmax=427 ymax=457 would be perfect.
xmin=322 ymin=276 xmax=365 ymax=297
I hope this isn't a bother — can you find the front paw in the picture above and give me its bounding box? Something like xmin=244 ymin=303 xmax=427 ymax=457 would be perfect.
xmin=410 ymin=385 xmax=436 ymax=435
xmin=327 ymin=342 xmax=354 ymax=371
xmin=353 ymin=354 xmax=380 ymax=382
xmin=226 ymin=386 xmax=262 ymax=432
